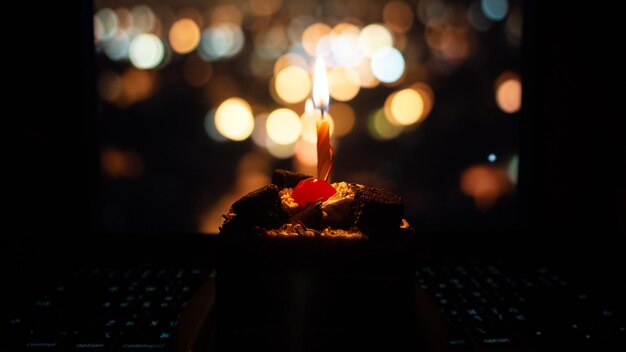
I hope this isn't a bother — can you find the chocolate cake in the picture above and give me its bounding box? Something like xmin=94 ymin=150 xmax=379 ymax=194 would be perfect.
xmin=220 ymin=169 xmax=413 ymax=239
xmin=217 ymin=170 xmax=418 ymax=351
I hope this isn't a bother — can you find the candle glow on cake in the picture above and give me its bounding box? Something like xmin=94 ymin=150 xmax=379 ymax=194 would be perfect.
xmin=220 ymin=169 xmax=412 ymax=239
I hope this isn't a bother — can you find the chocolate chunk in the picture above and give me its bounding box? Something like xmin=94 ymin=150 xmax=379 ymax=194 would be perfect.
xmin=230 ymin=184 xmax=288 ymax=230
xmin=353 ymin=187 xmax=404 ymax=239
xmin=271 ymin=169 xmax=312 ymax=189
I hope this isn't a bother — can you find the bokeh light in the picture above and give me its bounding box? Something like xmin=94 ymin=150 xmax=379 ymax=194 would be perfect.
xmin=383 ymin=1 xmax=415 ymax=33
xmin=204 ymin=109 xmax=228 ymax=142
xmin=460 ymin=164 xmax=513 ymax=210
xmin=287 ymin=15 xmax=315 ymax=44
xmin=103 ymin=30 xmax=130 ymax=61
xmin=328 ymin=66 xmax=361 ymax=102
xmin=328 ymin=102 xmax=355 ymax=137
xmin=468 ymin=1 xmax=492 ymax=32
xmin=295 ymin=139 xmax=318 ymax=166
xmin=273 ymin=53 xmax=309 ymax=76
xmin=198 ymin=24 xmax=244 ymax=61
xmin=358 ymin=24 xmax=393 ymax=58
xmin=354 ymin=58 xmax=380 ymax=88
xmin=389 ymin=88 xmax=425 ymax=126
xmin=254 ymin=23 xmax=289 ymax=60
xmin=210 ymin=4 xmax=243 ymax=26
xmin=331 ymin=26 xmax=363 ymax=67
xmin=128 ymin=33 xmax=164 ymax=69
xmin=505 ymin=5 xmax=523 ymax=46
xmin=275 ymin=66 xmax=311 ymax=104
xmin=266 ymin=108 xmax=302 ymax=145
xmin=95 ymin=8 xmax=119 ymax=41
xmin=214 ymin=98 xmax=255 ymax=141
xmin=410 ymin=82 xmax=435 ymax=121
xmin=98 ymin=71 xmax=122 ymax=102
xmin=101 ymin=147 xmax=144 ymax=179
xmin=481 ymin=0 xmax=509 ymax=21
xmin=251 ymin=113 xmax=269 ymax=147
xmin=249 ymin=0 xmax=283 ymax=17
xmin=131 ymin=5 xmax=156 ymax=33
xmin=508 ymin=155 xmax=519 ymax=184
xmin=496 ymin=72 xmax=522 ymax=113
xmin=118 ymin=69 xmax=156 ymax=106
xmin=302 ymin=23 xmax=331 ymax=57
xmin=169 ymin=18 xmax=201 ymax=54
xmin=266 ymin=139 xmax=296 ymax=159
xmin=368 ymin=108 xmax=403 ymax=140
xmin=371 ymin=47 xmax=405 ymax=83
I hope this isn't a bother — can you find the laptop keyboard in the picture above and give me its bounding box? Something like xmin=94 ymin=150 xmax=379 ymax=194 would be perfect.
xmin=7 ymin=265 xmax=213 ymax=351
xmin=7 ymin=262 xmax=624 ymax=351
xmin=416 ymin=263 xmax=626 ymax=350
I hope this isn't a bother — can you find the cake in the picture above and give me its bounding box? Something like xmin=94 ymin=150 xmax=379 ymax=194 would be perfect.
xmin=216 ymin=170 xmax=419 ymax=351
xmin=220 ymin=169 xmax=413 ymax=240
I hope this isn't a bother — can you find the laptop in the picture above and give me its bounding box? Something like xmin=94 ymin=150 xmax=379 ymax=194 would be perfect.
xmin=5 ymin=0 xmax=624 ymax=351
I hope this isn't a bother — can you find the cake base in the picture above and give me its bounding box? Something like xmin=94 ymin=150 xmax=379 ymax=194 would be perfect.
xmin=216 ymin=236 xmax=424 ymax=351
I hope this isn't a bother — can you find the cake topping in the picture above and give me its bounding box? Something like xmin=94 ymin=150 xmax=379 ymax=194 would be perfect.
xmin=220 ymin=169 xmax=412 ymax=239
xmin=291 ymin=178 xmax=336 ymax=208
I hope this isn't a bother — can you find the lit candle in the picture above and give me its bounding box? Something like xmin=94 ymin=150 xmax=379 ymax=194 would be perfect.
xmin=312 ymin=57 xmax=334 ymax=182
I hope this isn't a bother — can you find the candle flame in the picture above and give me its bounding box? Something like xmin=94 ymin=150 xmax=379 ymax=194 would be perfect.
xmin=312 ymin=58 xmax=329 ymax=112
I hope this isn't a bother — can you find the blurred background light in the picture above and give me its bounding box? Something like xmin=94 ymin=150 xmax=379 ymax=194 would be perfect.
xmin=103 ymin=30 xmax=131 ymax=61
xmin=369 ymin=108 xmax=404 ymax=140
xmin=410 ymin=82 xmax=435 ymax=121
xmin=275 ymin=66 xmax=311 ymax=104
xmin=495 ymin=72 xmax=522 ymax=113
xmin=302 ymin=23 xmax=331 ymax=57
xmin=328 ymin=66 xmax=361 ymax=102
xmin=210 ymin=4 xmax=243 ymax=26
xmin=481 ymin=0 xmax=509 ymax=21
xmin=295 ymin=139 xmax=318 ymax=166
xmin=371 ymin=47 xmax=405 ymax=83
xmin=204 ymin=108 xmax=228 ymax=142
xmin=254 ymin=23 xmax=289 ymax=60
xmin=130 ymin=5 xmax=156 ymax=34
xmin=98 ymin=71 xmax=122 ymax=102
xmin=101 ymin=147 xmax=144 ymax=179
xmin=249 ymin=0 xmax=283 ymax=17
xmin=95 ymin=8 xmax=119 ymax=41
xmin=460 ymin=164 xmax=512 ymax=210
xmin=359 ymin=24 xmax=393 ymax=58
xmin=266 ymin=108 xmax=302 ymax=145
xmin=354 ymin=58 xmax=380 ymax=88
xmin=251 ymin=113 xmax=269 ymax=148
xmin=169 ymin=18 xmax=201 ymax=54
xmin=118 ymin=69 xmax=156 ymax=106
xmin=329 ymin=23 xmax=362 ymax=67
xmin=328 ymin=102 xmax=355 ymax=137
xmin=468 ymin=1 xmax=492 ymax=32
xmin=389 ymin=88 xmax=425 ymax=126
xmin=128 ymin=34 xmax=164 ymax=69
xmin=199 ymin=24 xmax=244 ymax=61
xmin=274 ymin=53 xmax=309 ymax=76
xmin=214 ymin=98 xmax=255 ymax=141
xmin=265 ymin=137 xmax=296 ymax=159
xmin=383 ymin=1 xmax=415 ymax=34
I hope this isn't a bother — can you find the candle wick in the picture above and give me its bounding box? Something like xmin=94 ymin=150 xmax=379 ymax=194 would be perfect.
xmin=320 ymin=109 xmax=325 ymax=121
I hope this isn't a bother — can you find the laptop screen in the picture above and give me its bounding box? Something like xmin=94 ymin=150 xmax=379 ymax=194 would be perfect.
xmin=91 ymin=0 xmax=523 ymax=233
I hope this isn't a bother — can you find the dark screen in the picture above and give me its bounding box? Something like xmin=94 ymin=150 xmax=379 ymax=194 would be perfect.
xmin=92 ymin=0 xmax=523 ymax=233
